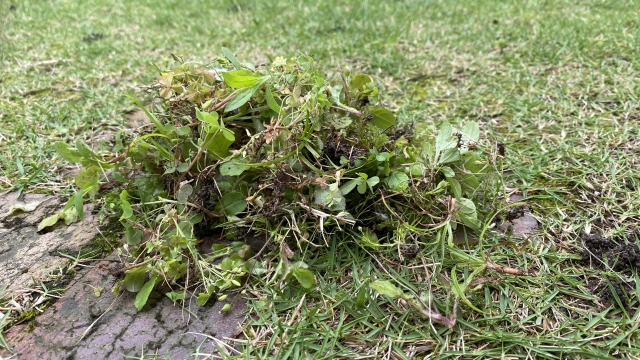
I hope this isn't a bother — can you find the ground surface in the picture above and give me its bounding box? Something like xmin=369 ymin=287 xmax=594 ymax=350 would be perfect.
xmin=2 ymin=0 xmax=640 ymax=359
xmin=0 ymin=192 xmax=99 ymax=294
xmin=1 ymin=256 xmax=245 ymax=359
xmin=0 ymin=191 xmax=246 ymax=359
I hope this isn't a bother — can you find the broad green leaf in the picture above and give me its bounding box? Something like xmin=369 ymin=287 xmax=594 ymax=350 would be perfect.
xmin=196 ymin=108 xmax=220 ymax=126
xmin=438 ymin=148 xmax=460 ymax=164
xmin=422 ymin=142 xmax=435 ymax=163
xmin=455 ymin=198 xmax=481 ymax=230
xmin=53 ymin=142 xmax=82 ymax=163
xmin=123 ymin=267 xmax=147 ymax=293
xmin=440 ymin=166 xmax=455 ymax=178
xmin=225 ymin=84 xmax=260 ymax=112
xmin=461 ymin=121 xmax=480 ymax=142
xmin=366 ymin=176 xmax=380 ymax=191
xmin=356 ymin=177 xmax=367 ymax=194
xmin=177 ymin=184 xmax=193 ymax=204
xmin=265 ymin=86 xmax=282 ymax=114
xmin=37 ymin=213 xmax=60 ymax=232
xmin=448 ymin=177 xmax=462 ymax=199
xmin=125 ymin=226 xmax=143 ymax=245
xmin=339 ymin=179 xmax=360 ymax=196
xmin=202 ymin=127 xmax=235 ymax=159
xmin=350 ymin=74 xmax=373 ymax=90
xmin=176 ymin=162 xmax=190 ymax=173
xmin=120 ymin=190 xmax=133 ymax=220
xmin=368 ymin=107 xmax=396 ymax=130
xmin=221 ymin=192 xmax=247 ymax=216
xmin=222 ymin=69 xmax=262 ymax=89
xmin=386 ymin=172 xmax=409 ymax=192
xmin=292 ymin=267 xmax=316 ymax=289
xmin=196 ymin=292 xmax=211 ymax=306
xmin=408 ymin=164 xmax=425 ymax=176
xmin=75 ymin=140 xmax=98 ymax=162
xmin=222 ymin=47 xmax=243 ymax=69
xmin=369 ymin=280 xmax=405 ymax=299
xmin=435 ymin=121 xmax=457 ymax=153
xmin=134 ymin=276 xmax=157 ymax=311
xmin=220 ymin=161 xmax=250 ymax=176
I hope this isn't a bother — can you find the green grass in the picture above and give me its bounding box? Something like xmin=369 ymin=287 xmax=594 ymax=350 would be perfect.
xmin=2 ymin=0 xmax=640 ymax=358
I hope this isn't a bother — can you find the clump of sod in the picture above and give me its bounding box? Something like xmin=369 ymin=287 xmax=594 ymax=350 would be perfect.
xmin=54 ymin=51 xmax=497 ymax=312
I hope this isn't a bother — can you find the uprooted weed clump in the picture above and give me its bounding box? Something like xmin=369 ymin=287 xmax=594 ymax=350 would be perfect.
xmin=52 ymin=51 xmax=502 ymax=314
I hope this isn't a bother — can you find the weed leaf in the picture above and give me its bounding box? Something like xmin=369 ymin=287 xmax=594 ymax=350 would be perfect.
xmin=292 ymin=267 xmax=316 ymax=289
xmin=134 ymin=276 xmax=157 ymax=311
xmin=222 ymin=69 xmax=263 ymax=89
xmin=369 ymin=107 xmax=396 ymax=130
xmin=370 ymin=280 xmax=405 ymax=298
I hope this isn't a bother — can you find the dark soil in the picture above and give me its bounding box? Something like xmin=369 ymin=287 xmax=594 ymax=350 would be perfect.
xmin=580 ymin=233 xmax=640 ymax=272
xmin=580 ymin=232 xmax=640 ymax=308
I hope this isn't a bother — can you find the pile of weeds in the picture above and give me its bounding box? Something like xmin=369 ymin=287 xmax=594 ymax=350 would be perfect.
xmin=51 ymin=50 xmax=501 ymax=316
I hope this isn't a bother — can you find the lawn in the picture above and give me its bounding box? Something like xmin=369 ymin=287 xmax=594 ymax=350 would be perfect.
xmin=2 ymin=0 xmax=640 ymax=358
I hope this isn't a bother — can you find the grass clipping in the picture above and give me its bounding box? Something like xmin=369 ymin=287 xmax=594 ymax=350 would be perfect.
xmin=57 ymin=52 xmax=498 ymax=314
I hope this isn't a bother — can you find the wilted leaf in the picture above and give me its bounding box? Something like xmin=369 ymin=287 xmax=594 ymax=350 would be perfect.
xmin=37 ymin=213 xmax=61 ymax=232
xmin=177 ymin=184 xmax=193 ymax=204
xmin=3 ymin=202 xmax=40 ymax=216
